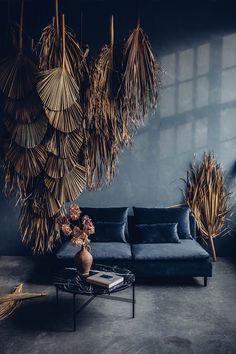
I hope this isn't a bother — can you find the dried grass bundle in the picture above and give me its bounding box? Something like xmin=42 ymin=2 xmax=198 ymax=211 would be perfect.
xmin=44 ymin=164 xmax=86 ymax=203
xmin=6 ymin=143 xmax=47 ymax=177
xmin=0 ymin=284 xmax=23 ymax=320
xmin=5 ymin=113 xmax=48 ymax=148
xmin=46 ymin=129 xmax=83 ymax=158
xmin=120 ymin=23 xmax=160 ymax=127
xmin=45 ymin=154 xmax=77 ymax=179
xmin=183 ymin=153 xmax=232 ymax=261
xmin=4 ymin=91 xmax=42 ymax=123
xmin=85 ymin=16 xmax=122 ymax=189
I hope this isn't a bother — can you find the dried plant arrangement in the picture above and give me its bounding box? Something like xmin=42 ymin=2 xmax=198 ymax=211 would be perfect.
xmin=183 ymin=153 xmax=232 ymax=261
xmin=85 ymin=15 xmax=122 ymax=189
xmin=0 ymin=283 xmax=47 ymax=321
xmin=120 ymin=20 xmax=160 ymax=131
xmin=0 ymin=0 xmax=37 ymax=99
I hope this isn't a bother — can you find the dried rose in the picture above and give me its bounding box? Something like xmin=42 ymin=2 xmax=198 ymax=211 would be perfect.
xmin=69 ymin=204 xmax=81 ymax=221
xmin=61 ymin=224 xmax=72 ymax=236
xmin=57 ymin=216 xmax=69 ymax=226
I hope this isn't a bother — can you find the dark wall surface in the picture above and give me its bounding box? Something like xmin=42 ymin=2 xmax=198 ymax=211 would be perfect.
xmin=0 ymin=0 xmax=236 ymax=255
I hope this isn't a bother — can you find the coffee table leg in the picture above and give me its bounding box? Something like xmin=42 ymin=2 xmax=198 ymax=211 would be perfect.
xmin=73 ymin=294 xmax=76 ymax=331
xmin=132 ymin=283 xmax=135 ymax=318
xmin=56 ymin=287 xmax=59 ymax=305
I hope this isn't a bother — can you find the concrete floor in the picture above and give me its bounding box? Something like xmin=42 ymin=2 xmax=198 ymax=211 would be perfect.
xmin=0 ymin=257 xmax=236 ymax=354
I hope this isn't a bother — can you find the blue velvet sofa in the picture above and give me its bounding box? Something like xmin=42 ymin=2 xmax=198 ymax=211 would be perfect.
xmin=56 ymin=207 xmax=212 ymax=286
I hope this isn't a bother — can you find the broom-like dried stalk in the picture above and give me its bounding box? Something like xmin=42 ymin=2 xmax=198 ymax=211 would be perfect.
xmin=183 ymin=153 xmax=232 ymax=261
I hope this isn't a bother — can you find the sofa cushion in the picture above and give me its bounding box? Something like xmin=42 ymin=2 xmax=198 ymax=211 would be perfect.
xmin=56 ymin=241 xmax=132 ymax=261
xmin=92 ymin=221 xmax=126 ymax=242
xmin=81 ymin=207 xmax=129 ymax=223
xmin=132 ymin=239 xmax=209 ymax=261
xmin=136 ymin=223 xmax=181 ymax=243
xmin=133 ymin=207 xmax=192 ymax=239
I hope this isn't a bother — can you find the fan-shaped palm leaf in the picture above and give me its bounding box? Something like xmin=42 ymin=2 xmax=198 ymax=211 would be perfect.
xmin=36 ymin=15 xmax=79 ymax=111
xmin=44 ymin=164 xmax=86 ymax=203
xmin=45 ymin=100 xmax=82 ymax=133
xmin=0 ymin=53 xmax=37 ymax=100
xmin=6 ymin=143 xmax=47 ymax=177
xmin=5 ymin=113 xmax=48 ymax=148
xmin=45 ymin=154 xmax=77 ymax=179
xmin=4 ymin=91 xmax=42 ymax=123
xmin=46 ymin=129 xmax=83 ymax=158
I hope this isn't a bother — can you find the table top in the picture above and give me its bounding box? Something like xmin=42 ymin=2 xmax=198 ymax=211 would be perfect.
xmin=53 ymin=264 xmax=135 ymax=296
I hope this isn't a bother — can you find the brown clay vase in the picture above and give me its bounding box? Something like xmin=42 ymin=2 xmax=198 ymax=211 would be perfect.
xmin=74 ymin=245 xmax=93 ymax=276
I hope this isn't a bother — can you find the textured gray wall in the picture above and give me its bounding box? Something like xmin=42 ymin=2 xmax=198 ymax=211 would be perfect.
xmin=0 ymin=0 xmax=236 ymax=255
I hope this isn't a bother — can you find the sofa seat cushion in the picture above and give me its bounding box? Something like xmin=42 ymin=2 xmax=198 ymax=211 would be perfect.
xmin=56 ymin=241 xmax=132 ymax=261
xmin=132 ymin=240 xmax=209 ymax=261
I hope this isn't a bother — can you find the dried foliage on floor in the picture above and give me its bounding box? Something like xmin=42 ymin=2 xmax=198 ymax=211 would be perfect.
xmin=183 ymin=152 xmax=232 ymax=261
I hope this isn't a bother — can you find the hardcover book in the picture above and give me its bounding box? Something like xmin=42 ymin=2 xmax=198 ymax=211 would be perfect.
xmin=86 ymin=271 xmax=124 ymax=289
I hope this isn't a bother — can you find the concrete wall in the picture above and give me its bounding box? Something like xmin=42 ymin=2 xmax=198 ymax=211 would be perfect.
xmin=0 ymin=0 xmax=236 ymax=255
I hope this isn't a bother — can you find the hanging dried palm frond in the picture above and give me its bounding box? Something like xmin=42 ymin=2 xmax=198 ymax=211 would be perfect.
xmin=37 ymin=15 xmax=79 ymax=111
xmin=4 ymin=91 xmax=42 ymax=124
xmin=85 ymin=16 xmax=122 ymax=190
xmin=29 ymin=184 xmax=61 ymax=218
xmin=183 ymin=153 xmax=232 ymax=262
xmin=19 ymin=203 xmax=61 ymax=254
xmin=6 ymin=143 xmax=47 ymax=177
xmin=45 ymin=154 xmax=77 ymax=179
xmin=0 ymin=0 xmax=37 ymax=99
xmin=5 ymin=113 xmax=48 ymax=148
xmin=120 ymin=22 xmax=160 ymax=127
xmin=44 ymin=164 xmax=86 ymax=203
xmin=46 ymin=129 xmax=83 ymax=158
xmin=4 ymin=161 xmax=31 ymax=200
xmin=45 ymin=100 xmax=82 ymax=133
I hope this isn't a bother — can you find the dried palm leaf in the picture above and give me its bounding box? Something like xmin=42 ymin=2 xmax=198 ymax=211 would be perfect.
xmin=0 ymin=284 xmax=23 ymax=320
xmin=6 ymin=143 xmax=47 ymax=177
xmin=37 ymin=15 xmax=79 ymax=111
xmin=18 ymin=203 xmax=61 ymax=253
xmin=4 ymin=91 xmax=42 ymax=123
xmin=46 ymin=129 xmax=83 ymax=158
xmin=45 ymin=100 xmax=82 ymax=133
xmin=5 ymin=113 xmax=48 ymax=148
xmin=120 ymin=23 xmax=160 ymax=127
xmin=183 ymin=153 xmax=232 ymax=262
xmin=44 ymin=164 xmax=86 ymax=203
xmin=0 ymin=1 xmax=37 ymax=99
xmin=85 ymin=16 xmax=122 ymax=189
xmin=45 ymin=154 xmax=77 ymax=179
xmin=0 ymin=287 xmax=46 ymax=304
xmin=4 ymin=161 xmax=31 ymax=200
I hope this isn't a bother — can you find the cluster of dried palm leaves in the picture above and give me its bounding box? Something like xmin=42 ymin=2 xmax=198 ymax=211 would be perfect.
xmin=0 ymin=283 xmax=47 ymax=320
xmin=0 ymin=0 xmax=160 ymax=253
xmin=183 ymin=153 xmax=232 ymax=262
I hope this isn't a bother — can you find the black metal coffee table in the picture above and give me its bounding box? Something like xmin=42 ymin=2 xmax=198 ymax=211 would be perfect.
xmin=53 ymin=264 xmax=135 ymax=331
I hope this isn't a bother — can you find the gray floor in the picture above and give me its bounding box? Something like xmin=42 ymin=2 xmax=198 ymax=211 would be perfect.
xmin=0 ymin=257 xmax=236 ymax=354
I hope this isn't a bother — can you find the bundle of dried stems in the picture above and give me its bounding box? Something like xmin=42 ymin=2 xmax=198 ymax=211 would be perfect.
xmin=0 ymin=283 xmax=47 ymax=320
xmin=183 ymin=153 xmax=232 ymax=261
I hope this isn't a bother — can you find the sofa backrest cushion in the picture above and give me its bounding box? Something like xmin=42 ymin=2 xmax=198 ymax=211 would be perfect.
xmin=133 ymin=207 xmax=192 ymax=240
xmin=136 ymin=223 xmax=181 ymax=243
xmin=81 ymin=207 xmax=129 ymax=241
xmin=92 ymin=221 xmax=126 ymax=242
